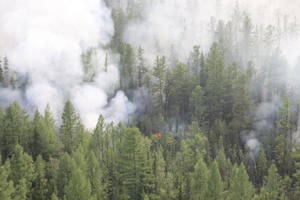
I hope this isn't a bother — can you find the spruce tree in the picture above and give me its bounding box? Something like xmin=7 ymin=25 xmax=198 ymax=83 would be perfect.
xmin=228 ymin=163 xmax=254 ymax=200
xmin=60 ymin=100 xmax=83 ymax=153
xmin=64 ymin=168 xmax=92 ymax=200
xmin=259 ymin=164 xmax=283 ymax=200
xmin=0 ymin=158 xmax=14 ymax=200
xmin=191 ymin=156 xmax=209 ymax=200
xmin=32 ymin=155 xmax=48 ymax=200
xmin=207 ymin=161 xmax=223 ymax=200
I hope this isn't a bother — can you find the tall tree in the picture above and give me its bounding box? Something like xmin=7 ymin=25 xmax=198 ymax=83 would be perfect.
xmin=64 ymin=168 xmax=92 ymax=200
xmin=191 ymin=156 xmax=209 ymax=200
xmin=259 ymin=164 xmax=283 ymax=200
xmin=274 ymin=96 xmax=293 ymax=175
xmin=228 ymin=163 xmax=254 ymax=200
xmin=60 ymin=100 xmax=83 ymax=153
xmin=0 ymin=158 xmax=14 ymax=200
xmin=119 ymin=128 xmax=153 ymax=200
xmin=207 ymin=161 xmax=223 ymax=200
xmin=2 ymin=103 xmax=31 ymax=159
xmin=9 ymin=145 xmax=35 ymax=199
xmin=32 ymin=155 xmax=48 ymax=200
xmin=151 ymin=56 xmax=167 ymax=128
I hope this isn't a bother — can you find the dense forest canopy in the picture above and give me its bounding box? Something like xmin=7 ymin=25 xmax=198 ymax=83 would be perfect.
xmin=1 ymin=0 xmax=300 ymax=199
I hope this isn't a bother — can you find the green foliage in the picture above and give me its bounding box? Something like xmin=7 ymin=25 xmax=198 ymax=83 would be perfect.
xmin=259 ymin=164 xmax=283 ymax=200
xmin=10 ymin=145 xmax=35 ymax=192
xmin=191 ymin=156 xmax=209 ymax=200
xmin=227 ymin=163 xmax=254 ymax=200
xmin=60 ymin=100 xmax=84 ymax=153
xmin=207 ymin=161 xmax=223 ymax=200
xmin=119 ymin=127 xmax=153 ymax=200
xmin=0 ymin=158 xmax=14 ymax=200
xmin=64 ymin=168 xmax=92 ymax=200
xmin=32 ymin=155 xmax=48 ymax=200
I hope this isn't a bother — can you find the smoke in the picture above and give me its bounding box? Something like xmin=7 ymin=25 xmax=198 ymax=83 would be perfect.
xmin=0 ymin=0 xmax=134 ymax=129
xmin=119 ymin=0 xmax=300 ymax=67
xmin=109 ymin=0 xmax=300 ymax=147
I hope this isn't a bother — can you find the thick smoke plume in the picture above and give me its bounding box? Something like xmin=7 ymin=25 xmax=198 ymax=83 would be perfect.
xmin=110 ymin=0 xmax=300 ymax=155
xmin=0 ymin=0 xmax=134 ymax=129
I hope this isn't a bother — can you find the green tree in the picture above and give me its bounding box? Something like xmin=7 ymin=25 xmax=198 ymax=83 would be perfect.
xmin=32 ymin=155 xmax=48 ymax=200
xmin=60 ymin=100 xmax=83 ymax=153
xmin=256 ymin=147 xmax=268 ymax=187
xmin=259 ymin=164 xmax=283 ymax=200
xmin=191 ymin=156 xmax=209 ymax=200
xmin=87 ymin=152 xmax=106 ymax=200
xmin=207 ymin=161 xmax=223 ymax=200
xmin=118 ymin=42 xmax=136 ymax=90
xmin=0 ymin=158 xmax=14 ymax=200
xmin=190 ymin=85 xmax=206 ymax=125
xmin=9 ymin=145 xmax=35 ymax=193
xmin=56 ymin=153 xmax=76 ymax=198
xmin=136 ymin=46 xmax=148 ymax=87
xmin=32 ymin=109 xmax=61 ymax=160
xmin=64 ymin=168 xmax=92 ymax=200
xmin=119 ymin=128 xmax=153 ymax=200
xmin=153 ymin=148 xmax=176 ymax=200
xmin=151 ymin=56 xmax=167 ymax=125
xmin=2 ymin=103 xmax=31 ymax=159
xmin=227 ymin=163 xmax=254 ymax=200
xmin=274 ymin=96 xmax=292 ymax=175
xmin=12 ymin=179 xmax=27 ymax=200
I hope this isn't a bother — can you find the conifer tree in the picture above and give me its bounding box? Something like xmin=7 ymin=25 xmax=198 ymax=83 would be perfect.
xmin=0 ymin=158 xmax=14 ymax=200
xmin=9 ymin=145 xmax=35 ymax=193
xmin=32 ymin=155 xmax=48 ymax=200
xmin=259 ymin=164 xmax=283 ymax=200
xmin=64 ymin=168 xmax=92 ymax=200
xmin=228 ymin=163 xmax=254 ymax=200
xmin=207 ymin=161 xmax=223 ymax=200
xmin=191 ymin=156 xmax=209 ymax=200
xmin=60 ymin=100 xmax=83 ymax=153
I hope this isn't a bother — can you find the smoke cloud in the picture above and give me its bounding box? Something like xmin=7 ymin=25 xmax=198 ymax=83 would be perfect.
xmin=0 ymin=0 xmax=134 ymax=129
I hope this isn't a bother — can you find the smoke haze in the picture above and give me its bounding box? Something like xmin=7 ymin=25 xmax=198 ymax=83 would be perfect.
xmin=0 ymin=0 xmax=135 ymax=129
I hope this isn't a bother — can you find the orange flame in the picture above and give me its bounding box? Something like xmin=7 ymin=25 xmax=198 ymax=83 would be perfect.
xmin=154 ymin=132 xmax=162 ymax=139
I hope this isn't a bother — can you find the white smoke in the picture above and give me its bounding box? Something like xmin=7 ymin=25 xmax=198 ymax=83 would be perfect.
xmin=0 ymin=0 xmax=134 ymax=129
xmin=120 ymin=0 xmax=300 ymax=67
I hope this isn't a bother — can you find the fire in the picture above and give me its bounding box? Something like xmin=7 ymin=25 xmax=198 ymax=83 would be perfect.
xmin=154 ymin=132 xmax=162 ymax=139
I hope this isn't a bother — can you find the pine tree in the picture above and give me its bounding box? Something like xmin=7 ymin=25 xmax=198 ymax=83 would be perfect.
xmin=9 ymin=145 xmax=35 ymax=192
xmin=256 ymin=147 xmax=268 ymax=187
xmin=56 ymin=153 xmax=76 ymax=198
xmin=64 ymin=168 xmax=92 ymax=200
xmin=274 ymin=96 xmax=292 ymax=175
xmin=119 ymin=128 xmax=153 ymax=200
xmin=13 ymin=178 xmax=27 ymax=200
xmin=137 ymin=46 xmax=147 ymax=87
xmin=190 ymin=85 xmax=205 ymax=125
xmin=2 ymin=103 xmax=31 ymax=159
xmin=60 ymin=100 xmax=83 ymax=153
xmin=259 ymin=164 xmax=283 ymax=200
xmin=228 ymin=163 xmax=254 ymax=200
xmin=153 ymin=148 xmax=176 ymax=200
xmin=87 ymin=152 xmax=106 ymax=200
xmin=32 ymin=155 xmax=48 ymax=200
xmin=207 ymin=161 xmax=223 ymax=200
xmin=50 ymin=193 xmax=59 ymax=200
xmin=152 ymin=56 xmax=167 ymax=124
xmin=203 ymin=43 xmax=227 ymax=128
xmin=216 ymin=146 xmax=233 ymax=190
xmin=191 ymin=156 xmax=209 ymax=200
xmin=0 ymin=157 xmax=14 ymax=200
xmin=118 ymin=42 xmax=136 ymax=90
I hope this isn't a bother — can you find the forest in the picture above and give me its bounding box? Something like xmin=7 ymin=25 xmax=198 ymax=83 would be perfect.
xmin=1 ymin=0 xmax=300 ymax=200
